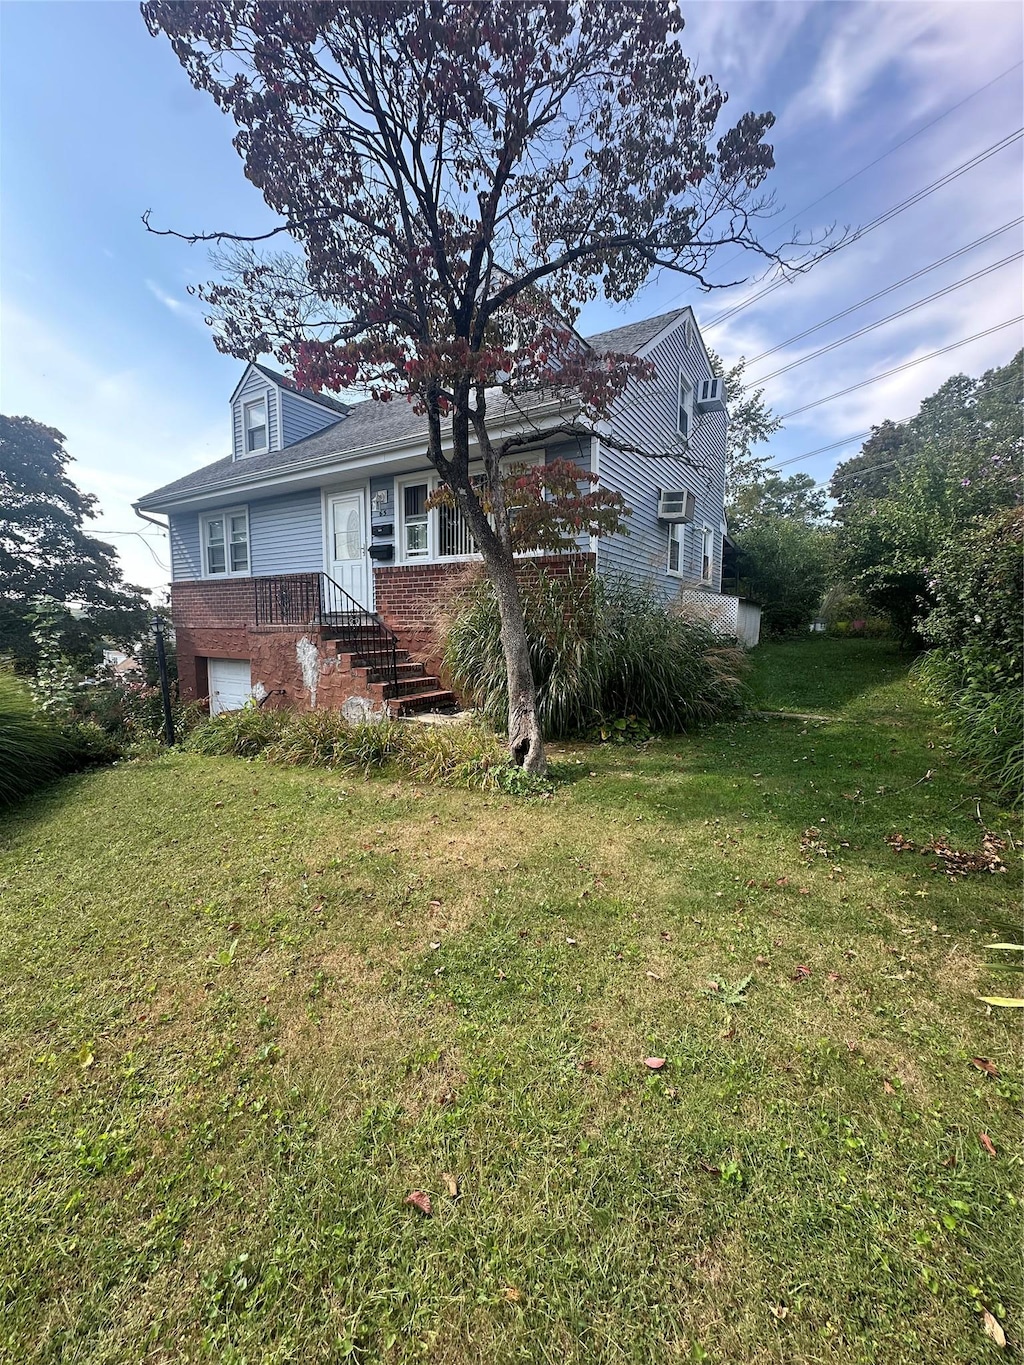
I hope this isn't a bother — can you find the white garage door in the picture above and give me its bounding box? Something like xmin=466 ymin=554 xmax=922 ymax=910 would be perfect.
xmin=208 ymin=658 xmax=253 ymax=716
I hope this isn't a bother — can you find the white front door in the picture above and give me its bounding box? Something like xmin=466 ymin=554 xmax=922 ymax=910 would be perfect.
xmin=328 ymin=490 xmax=371 ymax=609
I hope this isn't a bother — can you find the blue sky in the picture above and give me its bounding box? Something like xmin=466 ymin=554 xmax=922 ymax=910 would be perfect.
xmin=2 ymin=0 xmax=1022 ymax=592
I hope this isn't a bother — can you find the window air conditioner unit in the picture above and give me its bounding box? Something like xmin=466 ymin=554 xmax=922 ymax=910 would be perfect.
xmin=696 ymin=377 xmax=726 ymax=412
xmin=657 ymin=489 xmax=695 ymax=523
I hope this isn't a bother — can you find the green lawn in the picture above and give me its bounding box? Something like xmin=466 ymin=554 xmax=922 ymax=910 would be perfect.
xmin=1 ymin=638 xmax=1020 ymax=1364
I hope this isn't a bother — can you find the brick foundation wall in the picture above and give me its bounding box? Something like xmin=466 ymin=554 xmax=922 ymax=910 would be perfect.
xmin=170 ymin=579 xmax=389 ymax=714
xmin=373 ymin=553 xmax=596 ymax=667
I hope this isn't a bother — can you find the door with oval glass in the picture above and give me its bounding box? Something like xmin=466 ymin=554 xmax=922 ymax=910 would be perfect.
xmin=327 ymin=490 xmax=371 ymax=608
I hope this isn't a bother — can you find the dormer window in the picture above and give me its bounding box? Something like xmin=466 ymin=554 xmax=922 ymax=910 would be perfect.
xmin=678 ymin=372 xmax=694 ymax=442
xmin=244 ymin=397 xmax=268 ymax=453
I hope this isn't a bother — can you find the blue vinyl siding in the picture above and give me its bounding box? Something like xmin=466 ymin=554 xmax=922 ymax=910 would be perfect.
xmin=280 ymin=390 xmax=343 ymax=448
xmin=249 ymin=489 xmax=324 ymax=575
xmin=169 ymin=490 xmax=323 ymax=581
xmin=368 ymin=473 xmax=396 ymax=559
xmin=596 ymin=311 xmax=725 ymax=598
xmin=232 ymin=369 xmax=280 ymax=460
xmin=169 ymin=511 xmax=202 ymax=580
xmin=545 ymin=436 xmax=591 ymax=473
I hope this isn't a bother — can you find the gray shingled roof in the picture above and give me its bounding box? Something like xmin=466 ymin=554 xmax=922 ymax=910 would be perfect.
xmin=252 ymin=362 xmax=350 ymax=415
xmin=137 ymin=310 xmax=680 ymax=509
xmin=584 ymin=308 xmax=688 ymax=356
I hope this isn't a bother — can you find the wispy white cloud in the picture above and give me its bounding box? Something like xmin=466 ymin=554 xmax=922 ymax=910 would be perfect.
xmin=785 ymin=2 xmax=1023 ymax=127
xmin=0 ymin=299 xmax=225 ymax=590
xmin=145 ymin=278 xmax=208 ymax=331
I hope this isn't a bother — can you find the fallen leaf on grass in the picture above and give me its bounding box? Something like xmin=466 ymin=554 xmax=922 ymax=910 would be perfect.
xmin=405 ymin=1190 xmax=432 ymax=1215
xmin=755 ymin=954 xmax=770 ymax=966
xmin=978 ymin=996 xmax=1024 ymax=1008
xmin=697 ymin=1160 xmax=721 ymax=1176
xmin=775 ymin=877 xmax=790 ymax=887
xmin=970 ymin=1057 xmax=1000 ymax=1079
xmin=769 ymin=1305 xmax=789 ymax=1320
xmin=502 ymin=1286 xmax=522 ymax=1303
xmin=441 ymin=1172 xmax=459 ymax=1197
xmin=644 ymin=1057 xmax=666 ymax=1070
xmin=827 ymin=971 xmax=842 ymax=983
xmin=793 ymin=965 xmax=811 ymax=981
xmin=798 ymin=888 xmax=811 ymax=896
xmin=565 ymin=937 xmax=578 ymax=946
xmin=645 ymin=971 xmax=663 ymax=980
xmin=983 ymin=1310 xmax=1007 ymax=1348
xmin=883 ymin=1080 xmax=896 ymax=1095
xmin=979 ymin=1132 xmax=997 ymax=1158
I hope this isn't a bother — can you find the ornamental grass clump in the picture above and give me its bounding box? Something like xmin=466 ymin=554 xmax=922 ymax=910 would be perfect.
xmin=0 ymin=670 xmax=64 ymax=806
xmin=183 ymin=704 xmax=537 ymax=791
xmin=441 ymin=568 xmax=745 ymax=739
xmin=184 ymin=704 xmax=288 ymax=759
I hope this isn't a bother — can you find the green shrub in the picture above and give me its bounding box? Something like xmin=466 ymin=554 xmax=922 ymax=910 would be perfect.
xmin=441 ymin=569 xmax=744 ymax=739
xmin=732 ymin=520 xmax=830 ymax=635
xmin=915 ymin=508 xmax=1023 ymax=802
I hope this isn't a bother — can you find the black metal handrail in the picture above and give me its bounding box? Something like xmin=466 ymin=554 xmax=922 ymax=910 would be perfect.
xmin=253 ymin=572 xmax=398 ymax=685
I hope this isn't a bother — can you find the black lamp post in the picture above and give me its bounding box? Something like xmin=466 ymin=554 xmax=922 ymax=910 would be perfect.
xmin=153 ymin=614 xmax=175 ymax=747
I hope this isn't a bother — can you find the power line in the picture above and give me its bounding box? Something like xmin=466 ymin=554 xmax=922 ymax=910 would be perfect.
xmin=93 ymin=528 xmax=170 ymax=572
xmin=703 ymin=127 xmax=1024 ymax=332
xmin=774 ymin=317 xmax=1023 ymax=422
xmin=745 ymin=218 xmax=1024 ymax=366
xmin=750 ymin=250 xmax=1022 ymax=384
xmin=766 ymin=373 xmax=1022 ymax=477
xmin=664 ymin=59 xmax=1024 ymax=309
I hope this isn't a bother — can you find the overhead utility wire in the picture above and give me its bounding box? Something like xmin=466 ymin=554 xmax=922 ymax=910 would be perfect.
xmin=766 ymin=374 xmax=1023 ymax=478
xmin=745 ymin=218 xmax=1024 ymax=366
xmin=663 ymin=58 xmax=1024 ymax=308
xmin=702 ymin=127 xmax=1024 ymax=332
xmin=751 ymin=250 xmax=1023 ymax=384
xmin=774 ymin=317 xmax=1024 ymax=422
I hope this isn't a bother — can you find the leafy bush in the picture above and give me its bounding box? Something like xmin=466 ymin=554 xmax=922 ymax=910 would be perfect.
xmin=915 ymin=508 xmax=1022 ymax=803
xmin=441 ymin=569 xmax=745 ymax=739
xmin=732 ymin=520 xmax=830 ymax=635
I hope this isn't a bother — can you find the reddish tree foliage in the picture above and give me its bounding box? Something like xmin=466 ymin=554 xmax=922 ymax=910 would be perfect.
xmin=142 ymin=0 xmax=805 ymax=771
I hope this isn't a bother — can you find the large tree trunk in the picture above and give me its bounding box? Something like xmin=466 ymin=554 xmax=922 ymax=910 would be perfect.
xmin=483 ymin=545 xmax=546 ymax=774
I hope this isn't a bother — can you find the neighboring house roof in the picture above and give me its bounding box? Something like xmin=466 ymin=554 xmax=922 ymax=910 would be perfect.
xmin=585 ymin=308 xmax=688 ymax=356
xmin=136 ymin=307 xmax=689 ymax=511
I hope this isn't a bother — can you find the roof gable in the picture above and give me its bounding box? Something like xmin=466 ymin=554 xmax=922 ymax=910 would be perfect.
xmin=228 ymin=361 xmax=350 ymax=417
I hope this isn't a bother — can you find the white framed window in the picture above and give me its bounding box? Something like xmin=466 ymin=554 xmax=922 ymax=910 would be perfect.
xmin=396 ymin=455 xmax=543 ymax=564
xmin=202 ymin=507 xmax=250 ymax=577
xmin=400 ymin=480 xmax=431 ymax=559
xmin=701 ymin=524 xmax=714 ymax=584
xmin=243 ymin=397 xmax=268 ymax=453
xmin=677 ymin=372 xmax=694 ymax=442
xmin=667 ymin=521 xmax=684 ymax=577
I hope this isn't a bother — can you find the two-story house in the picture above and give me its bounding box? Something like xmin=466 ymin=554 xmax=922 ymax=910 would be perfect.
xmin=135 ymin=306 xmax=758 ymax=718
